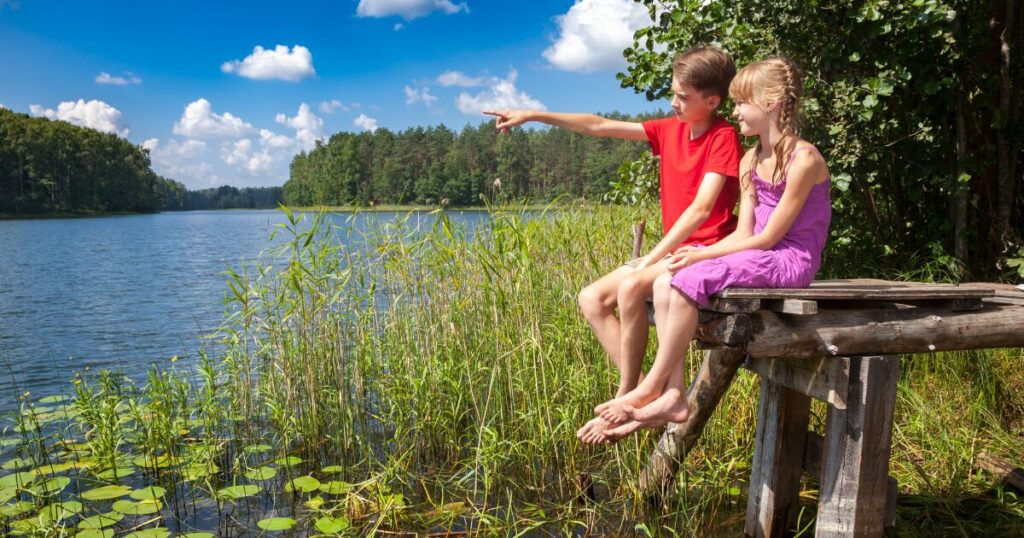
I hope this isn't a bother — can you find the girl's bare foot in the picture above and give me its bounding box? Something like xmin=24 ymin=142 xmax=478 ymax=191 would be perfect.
xmin=626 ymin=388 xmax=689 ymax=424
xmin=594 ymin=388 xmax=660 ymax=423
xmin=603 ymin=417 xmax=668 ymax=442
xmin=577 ymin=416 xmax=619 ymax=444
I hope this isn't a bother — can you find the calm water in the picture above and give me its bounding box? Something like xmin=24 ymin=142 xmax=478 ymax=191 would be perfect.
xmin=0 ymin=209 xmax=490 ymax=413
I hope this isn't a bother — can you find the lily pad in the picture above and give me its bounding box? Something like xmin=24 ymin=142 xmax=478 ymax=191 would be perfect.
xmin=1 ymin=457 xmax=33 ymax=471
xmin=180 ymin=534 xmax=215 ymax=538
xmin=180 ymin=463 xmax=218 ymax=480
xmin=113 ymin=499 xmax=163 ymax=515
xmin=39 ymin=500 xmax=83 ymax=524
xmin=95 ymin=466 xmax=136 ymax=480
xmin=30 ymin=476 xmax=71 ymax=495
xmin=35 ymin=461 xmax=77 ymax=475
xmin=76 ymin=530 xmax=116 ymax=538
xmin=0 ymin=501 xmax=35 ymax=517
xmin=217 ymin=484 xmax=261 ymax=500
xmin=284 ymin=475 xmax=320 ymax=493
xmin=320 ymin=464 xmax=344 ymax=474
xmin=318 ymin=480 xmax=353 ymax=495
xmin=132 ymin=454 xmax=179 ymax=469
xmin=304 ymin=495 xmax=324 ymax=510
xmin=81 ymin=484 xmax=132 ymax=501
xmin=78 ymin=511 xmax=125 ymax=529
xmin=243 ymin=444 xmax=273 ymax=454
xmin=273 ymin=455 xmax=301 ymax=467
xmin=124 ymin=528 xmax=171 ymax=538
xmin=0 ymin=470 xmax=36 ymax=487
xmin=38 ymin=394 xmax=68 ymax=404
xmin=130 ymin=486 xmax=166 ymax=500
xmin=256 ymin=517 xmax=296 ymax=531
xmin=244 ymin=466 xmax=277 ymax=481
xmin=315 ymin=515 xmax=350 ymax=534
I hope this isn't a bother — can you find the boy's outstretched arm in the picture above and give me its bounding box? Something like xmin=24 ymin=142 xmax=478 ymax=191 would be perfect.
xmin=483 ymin=110 xmax=648 ymax=140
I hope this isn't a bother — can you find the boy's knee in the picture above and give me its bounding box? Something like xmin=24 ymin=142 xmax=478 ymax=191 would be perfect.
xmin=617 ymin=275 xmax=647 ymax=304
xmin=578 ymin=286 xmax=608 ymax=317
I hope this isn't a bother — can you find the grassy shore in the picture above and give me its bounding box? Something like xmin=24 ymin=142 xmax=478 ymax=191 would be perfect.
xmin=1 ymin=204 xmax=1022 ymax=536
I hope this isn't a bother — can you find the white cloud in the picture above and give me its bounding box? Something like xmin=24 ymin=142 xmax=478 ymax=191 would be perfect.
xmin=356 ymin=0 xmax=468 ymax=20
xmin=146 ymin=138 xmax=221 ymax=187
xmin=404 ymin=85 xmax=437 ymax=107
xmin=455 ymin=69 xmax=545 ymax=114
xmin=0 ymin=103 xmax=7 ymax=110
xmin=543 ymin=0 xmax=650 ymax=73
xmin=394 ymin=23 xmax=405 ymax=31
xmin=275 ymin=103 xmax=324 ymax=149
xmin=29 ymin=99 xmax=129 ymax=136
xmin=173 ymin=98 xmax=253 ymax=139
xmin=354 ymin=113 xmax=379 ymax=132
xmin=221 ymin=45 xmax=316 ymax=82
xmin=141 ymin=138 xmax=159 ymax=152
xmin=437 ymin=70 xmax=485 ymax=87
xmin=318 ymin=99 xmax=351 ymax=114
xmin=95 ymin=71 xmax=141 ymax=85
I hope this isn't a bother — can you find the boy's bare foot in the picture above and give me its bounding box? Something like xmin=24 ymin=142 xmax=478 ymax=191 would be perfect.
xmin=603 ymin=417 xmax=668 ymax=442
xmin=577 ymin=416 xmax=619 ymax=445
xmin=594 ymin=388 xmax=659 ymax=423
xmin=626 ymin=388 xmax=689 ymax=424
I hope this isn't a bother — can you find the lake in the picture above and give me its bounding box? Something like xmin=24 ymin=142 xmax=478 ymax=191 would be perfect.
xmin=0 ymin=209 xmax=491 ymax=414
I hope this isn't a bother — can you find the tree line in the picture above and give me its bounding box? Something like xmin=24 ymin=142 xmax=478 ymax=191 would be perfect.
xmin=282 ymin=113 xmax=659 ymax=207
xmin=0 ymin=109 xmax=282 ymax=215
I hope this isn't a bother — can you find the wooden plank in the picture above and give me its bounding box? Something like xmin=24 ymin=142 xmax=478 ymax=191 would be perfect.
xmin=639 ymin=348 xmax=747 ymax=497
xmin=695 ymin=305 xmax=1024 ymax=359
xmin=714 ymin=280 xmax=995 ymax=301
xmin=744 ymin=356 xmax=850 ymax=409
xmin=816 ymin=355 xmax=900 ymax=537
xmin=745 ymin=378 xmax=812 ymax=537
xmin=977 ymin=450 xmax=1024 ymax=491
xmin=706 ymin=296 xmax=761 ymax=313
xmin=804 ymin=432 xmax=897 ymax=528
xmin=695 ymin=313 xmax=752 ymax=346
xmin=762 ymin=298 xmax=819 ymax=315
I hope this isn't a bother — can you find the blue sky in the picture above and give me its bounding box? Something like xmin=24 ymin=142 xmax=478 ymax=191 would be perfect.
xmin=0 ymin=0 xmax=665 ymax=189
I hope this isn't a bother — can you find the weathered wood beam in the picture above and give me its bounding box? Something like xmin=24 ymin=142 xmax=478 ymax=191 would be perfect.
xmin=745 ymin=379 xmax=812 ymax=537
xmin=744 ymin=356 xmax=850 ymax=409
xmin=816 ymin=355 xmax=900 ymax=537
xmin=696 ymin=305 xmax=1024 ymax=359
xmin=977 ymin=450 xmax=1024 ymax=491
xmin=638 ymin=348 xmax=747 ymax=497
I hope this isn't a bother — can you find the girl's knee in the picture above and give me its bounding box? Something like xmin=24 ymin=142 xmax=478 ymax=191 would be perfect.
xmin=617 ymin=274 xmax=647 ymax=304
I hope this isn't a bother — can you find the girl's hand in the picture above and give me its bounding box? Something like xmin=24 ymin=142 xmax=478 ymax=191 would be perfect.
xmin=667 ymin=249 xmax=705 ymax=272
xmin=483 ymin=110 xmax=531 ymax=132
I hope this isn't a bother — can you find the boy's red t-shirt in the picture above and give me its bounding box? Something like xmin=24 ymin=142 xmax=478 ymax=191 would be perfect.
xmin=642 ymin=116 xmax=741 ymax=248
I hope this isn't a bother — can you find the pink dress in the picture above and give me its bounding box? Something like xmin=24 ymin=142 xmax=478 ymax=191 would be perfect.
xmin=670 ymin=146 xmax=831 ymax=307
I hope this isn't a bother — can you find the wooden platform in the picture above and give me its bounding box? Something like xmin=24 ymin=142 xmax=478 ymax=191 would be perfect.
xmin=640 ymin=279 xmax=1024 ymax=538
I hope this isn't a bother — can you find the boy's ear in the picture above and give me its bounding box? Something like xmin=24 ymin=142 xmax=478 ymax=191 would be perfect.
xmin=706 ymin=94 xmax=722 ymax=110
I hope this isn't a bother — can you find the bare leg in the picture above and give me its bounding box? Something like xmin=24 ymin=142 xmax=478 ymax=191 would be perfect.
xmin=614 ymin=259 xmax=670 ymax=396
xmin=595 ymin=277 xmax=699 ymax=423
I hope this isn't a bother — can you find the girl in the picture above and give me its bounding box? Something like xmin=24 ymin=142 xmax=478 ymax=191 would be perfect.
xmin=589 ymin=58 xmax=832 ymax=442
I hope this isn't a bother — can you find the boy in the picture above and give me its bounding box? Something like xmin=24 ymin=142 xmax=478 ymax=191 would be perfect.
xmin=484 ymin=46 xmax=741 ymax=443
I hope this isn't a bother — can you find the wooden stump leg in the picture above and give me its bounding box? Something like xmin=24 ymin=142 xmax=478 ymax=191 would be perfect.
xmin=639 ymin=347 xmax=747 ymax=498
xmin=744 ymin=377 xmax=812 ymax=537
xmin=816 ymin=355 xmax=900 ymax=537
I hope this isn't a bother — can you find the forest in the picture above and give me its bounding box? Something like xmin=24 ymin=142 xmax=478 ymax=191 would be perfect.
xmin=282 ymin=112 xmax=659 ymax=207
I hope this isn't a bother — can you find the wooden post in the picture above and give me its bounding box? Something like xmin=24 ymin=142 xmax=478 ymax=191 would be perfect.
xmin=744 ymin=377 xmax=812 ymax=537
xmin=816 ymin=355 xmax=900 ymax=537
xmin=639 ymin=347 xmax=747 ymax=497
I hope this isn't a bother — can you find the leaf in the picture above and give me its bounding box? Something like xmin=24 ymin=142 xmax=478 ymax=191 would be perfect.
xmin=318 ymin=480 xmax=353 ymax=495
xmin=244 ymin=466 xmax=277 ymax=481
xmin=130 ymin=486 xmax=166 ymax=500
xmin=243 ymin=444 xmax=273 ymax=454
xmin=284 ymin=475 xmax=320 ymax=493
xmin=315 ymin=515 xmax=350 ymax=534
xmin=0 ymin=501 xmax=35 ymax=517
xmin=124 ymin=528 xmax=171 ymax=538
xmin=30 ymin=476 xmax=70 ymax=496
xmin=78 ymin=511 xmax=125 ymax=529
xmin=0 ymin=470 xmax=36 ymax=487
xmin=180 ymin=534 xmax=215 ymax=538
xmin=39 ymin=500 xmax=83 ymax=524
xmin=273 ymin=455 xmax=301 ymax=467
xmin=217 ymin=484 xmax=261 ymax=500
xmin=95 ymin=466 xmax=136 ymax=480
xmin=38 ymin=394 xmax=68 ymax=404
xmin=320 ymin=465 xmax=344 ymax=474
xmin=76 ymin=530 xmax=116 ymax=538
xmin=81 ymin=484 xmax=132 ymax=501
xmin=1 ymin=457 xmax=33 ymax=470
xmin=113 ymin=499 xmax=163 ymax=515
xmin=256 ymin=517 xmax=296 ymax=531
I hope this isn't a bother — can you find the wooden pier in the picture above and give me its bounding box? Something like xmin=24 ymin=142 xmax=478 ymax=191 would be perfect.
xmin=641 ymin=279 xmax=1024 ymax=537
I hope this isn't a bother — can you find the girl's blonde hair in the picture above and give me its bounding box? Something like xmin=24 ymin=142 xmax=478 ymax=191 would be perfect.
xmin=729 ymin=58 xmax=803 ymax=186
